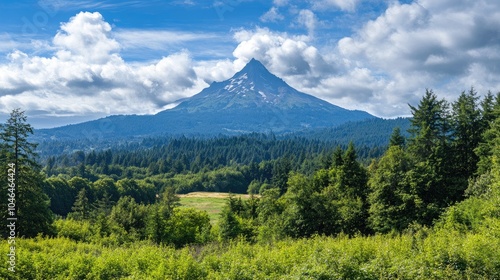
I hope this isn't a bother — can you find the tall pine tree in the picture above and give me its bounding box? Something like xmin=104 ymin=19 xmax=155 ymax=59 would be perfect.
xmin=451 ymin=88 xmax=483 ymax=184
xmin=407 ymin=90 xmax=455 ymax=225
xmin=389 ymin=127 xmax=406 ymax=148
xmin=0 ymin=109 xmax=54 ymax=237
xmin=476 ymin=92 xmax=500 ymax=175
xmin=324 ymin=143 xmax=370 ymax=235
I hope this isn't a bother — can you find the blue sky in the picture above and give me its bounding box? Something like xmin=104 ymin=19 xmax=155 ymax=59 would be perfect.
xmin=0 ymin=0 xmax=499 ymax=128
xmin=0 ymin=1 xmax=391 ymax=61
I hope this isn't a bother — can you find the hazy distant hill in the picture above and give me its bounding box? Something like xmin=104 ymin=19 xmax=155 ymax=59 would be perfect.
xmin=290 ymin=117 xmax=411 ymax=147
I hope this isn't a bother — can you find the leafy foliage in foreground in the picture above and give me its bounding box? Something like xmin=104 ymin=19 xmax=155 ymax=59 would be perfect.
xmin=2 ymin=221 xmax=500 ymax=280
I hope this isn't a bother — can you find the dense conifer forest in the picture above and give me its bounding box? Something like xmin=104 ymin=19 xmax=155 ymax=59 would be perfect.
xmin=2 ymin=88 xmax=500 ymax=278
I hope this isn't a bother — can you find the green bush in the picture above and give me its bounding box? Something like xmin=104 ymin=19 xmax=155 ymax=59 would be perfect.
xmin=54 ymin=219 xmax=93 ymax=242
xmin=166 ymin=207 xmax=212 ymax=247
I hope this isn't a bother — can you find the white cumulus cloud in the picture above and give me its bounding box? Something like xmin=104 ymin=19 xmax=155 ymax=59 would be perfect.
xmin=260 ymin=7 xmax=285 ymax=23
xmin=297 ymin=9 xmax=317 ymax=36
xmin=311 ymin=0 xmax=360 ymax=12
xmin=327 ymin=0 xmax=500 ymax=116
xmin=53 ymin=12 xmax=120 ymax=63
xmin=0 ymin=12 xmax=210 ymax=127
xmin=232 ymin=28 xmax=333 ymax=87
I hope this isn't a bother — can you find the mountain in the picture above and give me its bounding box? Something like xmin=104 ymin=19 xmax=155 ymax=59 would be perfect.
xmin=173 ymin=58 xmax=340 ymax=113
xmin=35 ymin=59 xmax=376 ymax=140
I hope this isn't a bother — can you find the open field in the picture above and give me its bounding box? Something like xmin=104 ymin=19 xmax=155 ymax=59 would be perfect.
xmin=178 ymin=192 xmax=257 ymax=199
xmin=178 ymin=192 xmax=257 ymax=223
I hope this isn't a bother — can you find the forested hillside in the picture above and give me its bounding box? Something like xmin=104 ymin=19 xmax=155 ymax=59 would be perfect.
xmin=291 ymin=117 xmax=411 ymax=146
xmin=2 ymin=88 xmax=500 ymax=279
xmin=33 ymin=116 xmax=404 ymax=160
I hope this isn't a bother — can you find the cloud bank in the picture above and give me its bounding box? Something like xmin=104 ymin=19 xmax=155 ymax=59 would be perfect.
xmin=0 ymin=12 xmax=212 ymax=127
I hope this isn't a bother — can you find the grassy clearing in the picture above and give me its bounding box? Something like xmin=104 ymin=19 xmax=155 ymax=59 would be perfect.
xmin=179 ymin=196 xmax=227 ymax=223
xmin=178 ymin=192 xmax=256 ymax=224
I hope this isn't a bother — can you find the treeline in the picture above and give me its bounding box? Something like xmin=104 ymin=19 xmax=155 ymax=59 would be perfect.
xmin=43 ymin=134 xmax=385 ymax=177
xmin=293 ymin=117 xmax=411 ymax=146
xmin=34 ymin=117 xmax=406 ymax=160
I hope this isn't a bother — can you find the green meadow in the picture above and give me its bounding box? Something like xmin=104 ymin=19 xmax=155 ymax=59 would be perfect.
xmin=179 ymin=192 xmax=255 ymax=224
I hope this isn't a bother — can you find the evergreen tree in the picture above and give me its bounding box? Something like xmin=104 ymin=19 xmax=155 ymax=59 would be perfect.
xmin=0 ymin=109 xmax=54 ymax=237
xmin=145 ymin=192 xmax=177 ymax=244
xmin=93 ymin=191 xmax=115 ymax=217
xmin=451 ymin=88 xmax=483 ymax=183
xmin=490 ymin=117 xmax=500 ymax=194
xmin=476 ymin=92 xmax=500 ymax=175
xmin=323 ymin=143 xmax=370 ymax=235
xmin=406 ymin=90 xmax=455 ymax=224
xmin=43 ymin=177 xmax=76 ymax=216
xmin=146 ymin=203 xmax=164 ymax=244
xmin=272 ymin=157 xmax=292 ymax=194
xmin=159 ymin=186 xmax=180 ymax=214
xmin=332 ymin=146 xmax=344 ymax=167
xmin=368 ymin=146 xmax=418 ymax=233
xmin=70 ymin=188 xmax=90 ymax=220
xmin=480 ymin=91 xmax=496 ymax=127
xmin=408 ymin=89 xmax=452 ymax=160
xmin=68 ymin=176 xmax=94 ymax=203
xmin=340 ymin=142 xmax=369 ymax=199
xmin=218 ymin=206 xmax=242 ymax=240
xmin=389 ymin=127 xmax=406 ymax=148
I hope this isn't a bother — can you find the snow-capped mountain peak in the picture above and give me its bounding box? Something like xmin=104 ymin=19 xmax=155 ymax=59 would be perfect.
xmin=174 ymin=58 xmax=331 ymax=111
